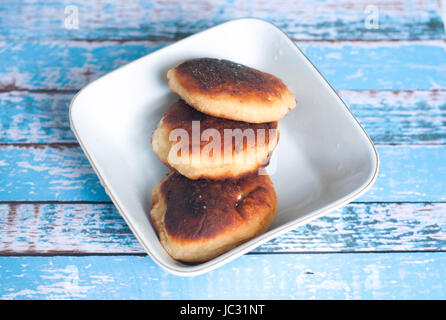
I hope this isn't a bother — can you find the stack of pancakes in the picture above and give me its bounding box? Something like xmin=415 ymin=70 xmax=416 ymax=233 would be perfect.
xmin=150 ymin=58 xmax=296 ymax=262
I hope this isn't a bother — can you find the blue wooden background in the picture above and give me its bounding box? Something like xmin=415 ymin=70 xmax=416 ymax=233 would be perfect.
xmin=1 ymin=0 xmax=446 ymax=299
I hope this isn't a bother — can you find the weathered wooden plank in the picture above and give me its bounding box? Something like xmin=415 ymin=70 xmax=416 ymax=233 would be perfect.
xmin=303 ymin=41 xmax=446 ymax=90
xmin=362 ymin=145 xmax=446 ymax=202
xmin=343 ymin=90 xmax=446 ymax=145
xmin=0 ymin=145 xmax=109 ymax=202
xmin=2 ymin=90 xmax=446 ymax=145
xmin=0 ymin=253 xmax=445 ymax=299
xmin=0 ymin=92 xmax=75 ymax=144
xmin=0 ymin=202 xmax=445 ymax=254
xmin=0 ymin=41 xmax=165 ymax=91
xmin=1 ymin=0 xmax=444 ymax=41
xmin=0 ymin=203 xmax=139 ymax=254
xmin=261 ymin=202 xmax=446 ymax=253
xmin=0 ymin=145 xmax=445 ymax=202
xmin=1 ymin=41 xmax=445 ymax=91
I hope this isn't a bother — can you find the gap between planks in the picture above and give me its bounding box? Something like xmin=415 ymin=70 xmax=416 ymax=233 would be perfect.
xmin=1 ymin=249 xmax=446 ymax=257
xmin=6 ymin=39 xmax=446 ymax=43
xmin=0 ymin=200 xmax=445 ymax=204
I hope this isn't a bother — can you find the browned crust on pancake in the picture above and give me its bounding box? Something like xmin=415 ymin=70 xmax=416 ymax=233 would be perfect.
xmin=161 ymin=99 xmax=278 ymax=154
xmin=172 ymin=58 xmax=288 ymax=103
xmin=158 ymin=172 xmax=277 ymax=241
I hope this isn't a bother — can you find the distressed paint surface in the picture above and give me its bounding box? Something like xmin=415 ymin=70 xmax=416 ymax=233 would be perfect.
xmin=0 ymin=202 xmax=445 ymax=254
xmin=0 ymin=0 xmax=444 ymax=41
xmin=0 ymin=145 xmax=108 ymax=202
xmin=0 ymin=145 xmax=445 ymax=202
xmin=261 ymin=202 xmax=446 ymax=253
xmin=0 ymin=41 xmax=166 ymax=90
xmin=363 ymin=145 xmax=446 ymax=202
xmin=1 ymin=41 xmax=446 ymax=91
xmin=1 ymin=90 xmax=445 ymax=144
xmin=0 ymin=253 xmax=445 ymax=299
xmin=1 ymin=0 xmax=446 ymax=300
xmin=0 ymin=92 xmax=75 ymax=144
xmin=303 ymin=41 xmax=446 ymax=90
xmin=0 ymin=203 xmax=140 ymax=254
xmin=343 ymin=90 xmax=446 ymax=145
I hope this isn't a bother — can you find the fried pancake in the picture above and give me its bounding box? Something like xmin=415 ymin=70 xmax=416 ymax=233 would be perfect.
xmin=167 ymin=58 xmax=296 ymax=123
xmin=151 ymin=99 xmax=279 ymax=180
xmin=150 ymin=172 xmax=278 ymax=262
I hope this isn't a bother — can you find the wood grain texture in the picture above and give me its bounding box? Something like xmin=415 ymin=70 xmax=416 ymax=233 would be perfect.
xmin=0 ymin=145 xmax=108 ymax=202
xmin=343 ymin=90 xmax=446 ymax=145
xmin=0 ymin=203 xmax=139 ymax=254
xmin=0 ymin=0 xmax=444 ymax=300
xmin=365 ymin=145 xmax=446 ymax=202
xmin=1 ymin=253 xmax=445 ymax=299
xmin=0 ymin=92 xmax=75 ymax=144
xmin=0 ymin=202 xmax=445 ymax=254
xmin=0 ymin=0 xmax=444 ymax=41
xmin=0 ymin=40 xmax=165 ymax=91
xmin=261 ymin=202 xmax=446 ymax=253
xmin=1 ymin=90 xmax=445 ymax=144
xmin=1 ymin=41 xmax=445 ymax=91
xmin=0 ymin=145 xmax=445 ymax=202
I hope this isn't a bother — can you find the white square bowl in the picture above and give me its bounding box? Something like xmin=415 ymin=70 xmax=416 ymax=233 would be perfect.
xmin=70 ymin=18 xmax=378 ymax=276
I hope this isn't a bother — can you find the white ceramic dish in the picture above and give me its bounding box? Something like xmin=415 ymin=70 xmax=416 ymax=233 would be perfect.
xmin=70 ymin=18 xmax=378 ymax=276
